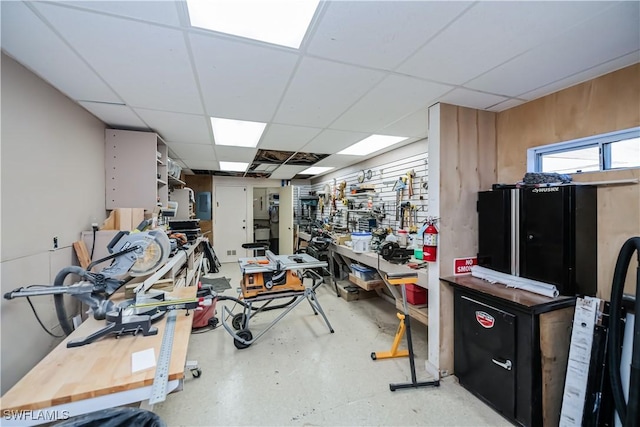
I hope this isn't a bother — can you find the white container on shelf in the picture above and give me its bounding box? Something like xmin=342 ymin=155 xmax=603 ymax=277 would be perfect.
xmin=397 ymin=229 xmax=408 ymax=247
xmin=351 ymin=232 xmax=372 ymax=253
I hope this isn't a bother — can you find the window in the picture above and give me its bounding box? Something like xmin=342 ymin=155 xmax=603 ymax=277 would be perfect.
xmin=528 ymin=127 xmax=640 ymax=174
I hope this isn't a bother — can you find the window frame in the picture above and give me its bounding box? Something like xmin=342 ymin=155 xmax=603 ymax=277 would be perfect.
xmin=527 ymin=127 xmax=640 ymax=173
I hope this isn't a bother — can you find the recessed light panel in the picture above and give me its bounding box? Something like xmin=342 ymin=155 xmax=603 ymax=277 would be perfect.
xmin=211 ymin=117 xmax=266 ymax=147
xmin=219 ymin=161 xmax=249 ymax=172
xmin=338 ymin=135 xmax=408 ymax=156
xmin=186 ymin=0 xmax=319 ymax=49
xmin=299 ymin=166 xmax=334 ymax=175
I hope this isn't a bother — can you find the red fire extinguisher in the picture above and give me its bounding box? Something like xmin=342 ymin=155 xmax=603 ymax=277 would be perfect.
xmin=423 ymin=220 xmax=438 ymax=262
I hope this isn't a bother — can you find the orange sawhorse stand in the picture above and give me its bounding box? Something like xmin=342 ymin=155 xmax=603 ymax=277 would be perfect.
xmin=372 ymin=271 xmax=440 ymax=391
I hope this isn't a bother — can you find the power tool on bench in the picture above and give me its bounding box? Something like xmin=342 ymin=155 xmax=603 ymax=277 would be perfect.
xmin=4 ymin=229 xmax=214 ymax=347
xmin=379 ymin=241 xmax=413 ymax=264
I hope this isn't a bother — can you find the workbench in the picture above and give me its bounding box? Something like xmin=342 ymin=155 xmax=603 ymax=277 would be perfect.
xmin=0 ymin=282 xmax=197 ymax=425
xmin=328 ymin=244 xmax=429 ymax=325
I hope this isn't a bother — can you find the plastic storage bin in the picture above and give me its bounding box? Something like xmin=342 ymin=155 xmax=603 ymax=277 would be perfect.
xmin=350 ymin=264 xmax=379 ymax=281
xmin=405 ymin=284 xmax=427 ymax=305
xmin=351 ymin=232 xmax=372 ymax=253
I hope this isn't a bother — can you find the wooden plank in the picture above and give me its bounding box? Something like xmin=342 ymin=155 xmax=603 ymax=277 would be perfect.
xmin=0 ymin=286 xmax=196 ymax=411
xmin=348 ymin=273 xmax=383 ymax=291
xmin=72 ymin=241 xmax=91 ymax=269
xmin=539 ymin=306 xmax=575 ymax=427
xmin=336 ymin=280 xmax=378 ymax=302
xmin=395 ymin=299 xmax=428 ymax=326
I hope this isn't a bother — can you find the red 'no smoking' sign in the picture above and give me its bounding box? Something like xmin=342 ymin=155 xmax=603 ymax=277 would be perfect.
xmin=453 ymin=257 xmax=477 ymax=275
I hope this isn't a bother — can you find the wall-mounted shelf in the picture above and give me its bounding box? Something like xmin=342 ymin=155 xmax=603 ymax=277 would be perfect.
xmin=106 ymin=129 xmax=168 ymax=212
xmin=168 ymin=176 xmax=186 ymax=187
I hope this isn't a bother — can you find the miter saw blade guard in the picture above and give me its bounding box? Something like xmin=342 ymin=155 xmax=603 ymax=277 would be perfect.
xmin=103 ymin=229 xmax=171 ymax=277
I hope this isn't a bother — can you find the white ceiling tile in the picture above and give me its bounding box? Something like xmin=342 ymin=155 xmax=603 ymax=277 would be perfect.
xmin=273 ymin=57 xmax=386 ymax=128
xmin=301 ymin=129 xmax=369 ymax=154
xmin=78 ymin=101 xmax=147 ymax=128
xmin=1 ymin=2 xmax=121 ymax=103
xmin=397 ymin=1 xmax=616 ymax=85
xmin=165 ymin=143 xmax=216 ymax=161
xmin=377 ymin=109 xmax=429 ymax=138
xmin=517 ymin=51 xmax=640 ymax=102
xmin=331 ymin=74 xmax=452 ymax=133
xmin=215 ymin=146 xmax=258 ymax=162
xmin=438 ymin=88 xmax=509 ymax=110
xmin=307 ymin=1 xmax=471 ymax=70
xmin=313 ymin=154 xmax=362 ymax=169
xmin=184 ymin=160 xmax=218 ymax=170
xmin=487 ymin=98 xmax=526 ymax=112
xmin=464 ymin=2 xmax=640 ymax=97
xmin=258 ymin=124 xmax=322 ymax=151
xmin=269 ymin=165 xmax=307 ymax=180
xmin=134 ymin=108 xmax=211 ymax=145
xmin=56 ymin=1 xmax=182 ymax=26
xmin=33 ymin=2 xmax=203 ymax=114
xmin=190 ymin=33 xmax=300 ymax=122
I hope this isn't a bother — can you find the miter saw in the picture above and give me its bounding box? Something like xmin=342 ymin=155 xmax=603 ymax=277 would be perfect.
xmin=3 ymin=228 xmax=203 ymax=347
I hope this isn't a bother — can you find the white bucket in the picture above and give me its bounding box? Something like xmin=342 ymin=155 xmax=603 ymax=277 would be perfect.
xmin=352 ymin=232 xmax=372 ymax=253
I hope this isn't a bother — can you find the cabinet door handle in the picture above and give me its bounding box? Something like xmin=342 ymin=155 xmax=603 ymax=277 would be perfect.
xmin=492 ymin=358 xmax=512 ymax=371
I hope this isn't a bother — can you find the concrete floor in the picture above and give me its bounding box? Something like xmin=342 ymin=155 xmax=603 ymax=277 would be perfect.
xmin=153 ymin=262 xmax=511 ymax=426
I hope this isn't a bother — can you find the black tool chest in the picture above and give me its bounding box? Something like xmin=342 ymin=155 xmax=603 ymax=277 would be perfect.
xmin=443 ymin=275 xmax=576 ymax=427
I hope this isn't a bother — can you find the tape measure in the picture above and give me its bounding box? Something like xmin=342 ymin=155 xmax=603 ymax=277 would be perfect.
xmin=149 ymin=310 xmax=177 ymax=404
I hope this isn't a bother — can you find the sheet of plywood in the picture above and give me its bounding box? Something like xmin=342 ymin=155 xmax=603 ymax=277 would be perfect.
xmin=496 ymin=64 xmax=640 ymax=184
xmin=436 ymin=103 xmax=497 ymax=375
xmin=540 ymin=306 xmax=575 ymax=427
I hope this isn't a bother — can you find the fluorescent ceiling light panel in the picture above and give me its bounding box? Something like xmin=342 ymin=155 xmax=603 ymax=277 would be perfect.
xmin=338 ymin=135 xmax=408 ymax=156
xmin=299 ymin=166 xmax=334 ymax=175
xmin=219 ymin=161 xmax=249 ymax=172
xmin=211 ymin=117 xmax=266 ymax=147
xmin=186 ymin=0 xmax=319 ymax=49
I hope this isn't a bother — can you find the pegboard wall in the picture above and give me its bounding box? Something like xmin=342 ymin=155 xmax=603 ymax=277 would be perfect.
xmin=307 ymin=152 xmax=429 ymax=233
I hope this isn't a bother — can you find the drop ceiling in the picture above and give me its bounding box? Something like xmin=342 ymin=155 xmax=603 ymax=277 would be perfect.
xmin=2 ymin=1 xmax=639 ymax=179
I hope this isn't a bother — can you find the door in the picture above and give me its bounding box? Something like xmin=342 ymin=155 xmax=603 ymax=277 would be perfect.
xmin=455 ymin=293 xmax=516 ymax=419
xmin=520 ymin=186 xmax=570 ymax=291
xmin=279 ymin=186 xmax=294 ymax=254
xmin=477 ymin=189 xmax=512 ymax=274
xmin=215 ymin=185 xmax=248 ymax=263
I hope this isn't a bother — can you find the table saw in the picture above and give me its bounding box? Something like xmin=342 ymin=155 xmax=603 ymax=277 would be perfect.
xmin=221 ymin=250 xmax=334 ymax=349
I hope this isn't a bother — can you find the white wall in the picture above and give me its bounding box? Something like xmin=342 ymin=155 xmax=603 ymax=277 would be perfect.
xmin=1 ymin=54 xmax=106 ymax=393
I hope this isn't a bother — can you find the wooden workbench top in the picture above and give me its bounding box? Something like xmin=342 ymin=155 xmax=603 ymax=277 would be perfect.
xmin=441 ymin=275 xmax=575 ymax=312
xmin=0 ymin=286 xmax=196 ymax=412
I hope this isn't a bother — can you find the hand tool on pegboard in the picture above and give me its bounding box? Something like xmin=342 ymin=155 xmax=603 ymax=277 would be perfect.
xmin=406 ymin=169 xmax=415 ymax=198
xmin=393 ymin=177 xmax=407 ymax=220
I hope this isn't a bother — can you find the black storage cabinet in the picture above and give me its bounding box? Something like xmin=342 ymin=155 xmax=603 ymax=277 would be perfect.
xmin=445 ymin=276 xmax=575 ymax=427
xmin=477 ymin=185 xmax=597 ymax=296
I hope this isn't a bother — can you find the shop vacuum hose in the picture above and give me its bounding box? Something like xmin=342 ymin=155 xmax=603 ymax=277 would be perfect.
xmin=53 ymin=266 xmax=91 ymax=336
xmin=608 ymin=237 xmax=640 ymax=427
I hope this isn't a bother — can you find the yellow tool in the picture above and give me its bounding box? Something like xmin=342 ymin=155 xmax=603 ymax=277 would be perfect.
xmin=371 ymin=272 xmax=439 ymax=391
xmin=370 ymin=312 xmax=410 ymax=360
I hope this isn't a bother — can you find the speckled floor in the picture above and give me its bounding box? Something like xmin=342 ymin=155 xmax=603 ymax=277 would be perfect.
xmin=153 ymin=263 xmax=511 ymax=427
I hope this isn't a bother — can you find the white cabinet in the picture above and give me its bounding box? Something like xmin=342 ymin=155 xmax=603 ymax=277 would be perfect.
xmin=105 ymin=129 xmax=168 ymax=212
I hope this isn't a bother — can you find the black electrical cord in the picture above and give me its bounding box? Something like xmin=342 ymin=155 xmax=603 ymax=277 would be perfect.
xmin=90 ymin=227 xmax=97 ymax=260
xmin=608 ymin=237 xmax=640 ymax=427
xmin=23 ymin=285 xmax=65 ymax=338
